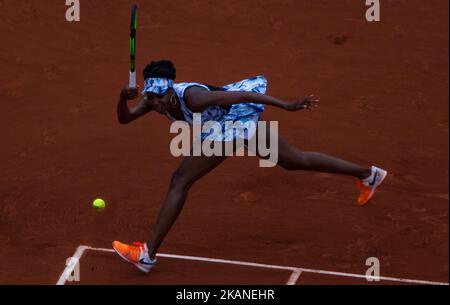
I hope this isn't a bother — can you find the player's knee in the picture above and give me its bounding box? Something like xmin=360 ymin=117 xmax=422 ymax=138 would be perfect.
xmin=170 ymin=171 xmax=192 ymax=191
xmin=278 ymin=151 xmax=308 ymax=171
xmin=278 ymin=159 xmax=299 ymax=171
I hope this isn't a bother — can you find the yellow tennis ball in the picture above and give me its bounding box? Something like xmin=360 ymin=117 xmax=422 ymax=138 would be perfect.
xmin=93 ymin=198 xmax=106 ymax=210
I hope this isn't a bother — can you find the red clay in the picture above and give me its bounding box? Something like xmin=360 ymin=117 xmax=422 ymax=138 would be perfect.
xmin=0 ymin=0 xmax=448 ymax=284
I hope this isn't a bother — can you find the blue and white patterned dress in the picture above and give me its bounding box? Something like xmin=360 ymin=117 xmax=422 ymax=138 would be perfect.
xmin=168 ymin=75 xmax=267 ymax=141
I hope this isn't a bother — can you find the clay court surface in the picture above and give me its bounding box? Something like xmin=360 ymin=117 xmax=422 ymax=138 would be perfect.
xmin=0 ymin=0 xmax=448 ymax=285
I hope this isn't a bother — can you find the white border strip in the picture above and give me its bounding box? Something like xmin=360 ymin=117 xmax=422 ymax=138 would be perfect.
xmin=287 ymin=269 xmax=303 ymax=285
xmin=57 ymin=246 xmax=449 ymax=286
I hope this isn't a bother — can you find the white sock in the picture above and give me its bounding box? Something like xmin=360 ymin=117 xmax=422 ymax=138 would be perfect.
xmin=363 ymin=166 xmax=376 ymax=183
xmin=142 ymin=243 xmax=156 ymax=263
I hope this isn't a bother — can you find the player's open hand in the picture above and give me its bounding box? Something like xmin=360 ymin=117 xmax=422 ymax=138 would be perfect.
xmin=284 ymin=95 xmax=320 ymax=111
xmin=120 ymin=86 xmax=140 ymax=101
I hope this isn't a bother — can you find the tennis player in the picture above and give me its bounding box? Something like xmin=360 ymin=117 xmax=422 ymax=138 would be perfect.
xmin=112 ymin=60 xmax=388 ymax=273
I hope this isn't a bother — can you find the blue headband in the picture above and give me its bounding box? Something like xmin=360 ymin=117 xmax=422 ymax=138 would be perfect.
xmin=143 ymin=78 xmax=174 ymax=95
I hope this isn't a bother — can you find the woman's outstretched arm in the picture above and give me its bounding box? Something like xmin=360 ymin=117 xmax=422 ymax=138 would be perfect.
xmin=117 ymin=86 xmax=152 ymax=124
xmin=185 ymin=86 xmax=319 ymax=112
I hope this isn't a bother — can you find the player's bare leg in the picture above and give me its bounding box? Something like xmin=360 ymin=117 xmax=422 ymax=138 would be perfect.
xmin=146 ymin=155 xmax=227 ymax=259
xmin=112 ymin=154 xmax=228 ymax=272
xmin=252 ymin=126 xmax=372 ymax=179
xmin=250 ymin=126 xmax=387 ymax=205
xmin=276 ymin=141 xmax=372 ymax=180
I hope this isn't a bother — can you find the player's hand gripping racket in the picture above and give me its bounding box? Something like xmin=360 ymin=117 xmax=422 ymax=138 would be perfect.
xmin=129 ymin=4 xmax=138 ymax=88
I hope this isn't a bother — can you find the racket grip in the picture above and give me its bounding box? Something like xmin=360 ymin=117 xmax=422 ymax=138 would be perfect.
xmin=129 ymin=71 xmax=136 ymax=88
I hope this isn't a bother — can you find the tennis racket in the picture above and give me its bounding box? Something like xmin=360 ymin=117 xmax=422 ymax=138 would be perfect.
xmin=129 ymin=4 xmax=138 ymax=88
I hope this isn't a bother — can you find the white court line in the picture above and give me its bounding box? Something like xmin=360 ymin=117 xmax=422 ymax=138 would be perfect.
xmin=287 ymin=269 xmax=302 ymax=285
xmin=56 ymin=245 xmax=89 ymax=285
xmin=56 ymin=245 xmax=450 ymax=286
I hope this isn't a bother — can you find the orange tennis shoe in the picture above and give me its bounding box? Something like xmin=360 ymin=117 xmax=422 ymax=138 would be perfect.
xmin=112 ymin=241 xmax=156 ymax=273
xmin=356 ymin=166 xmax=388 ymax=206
